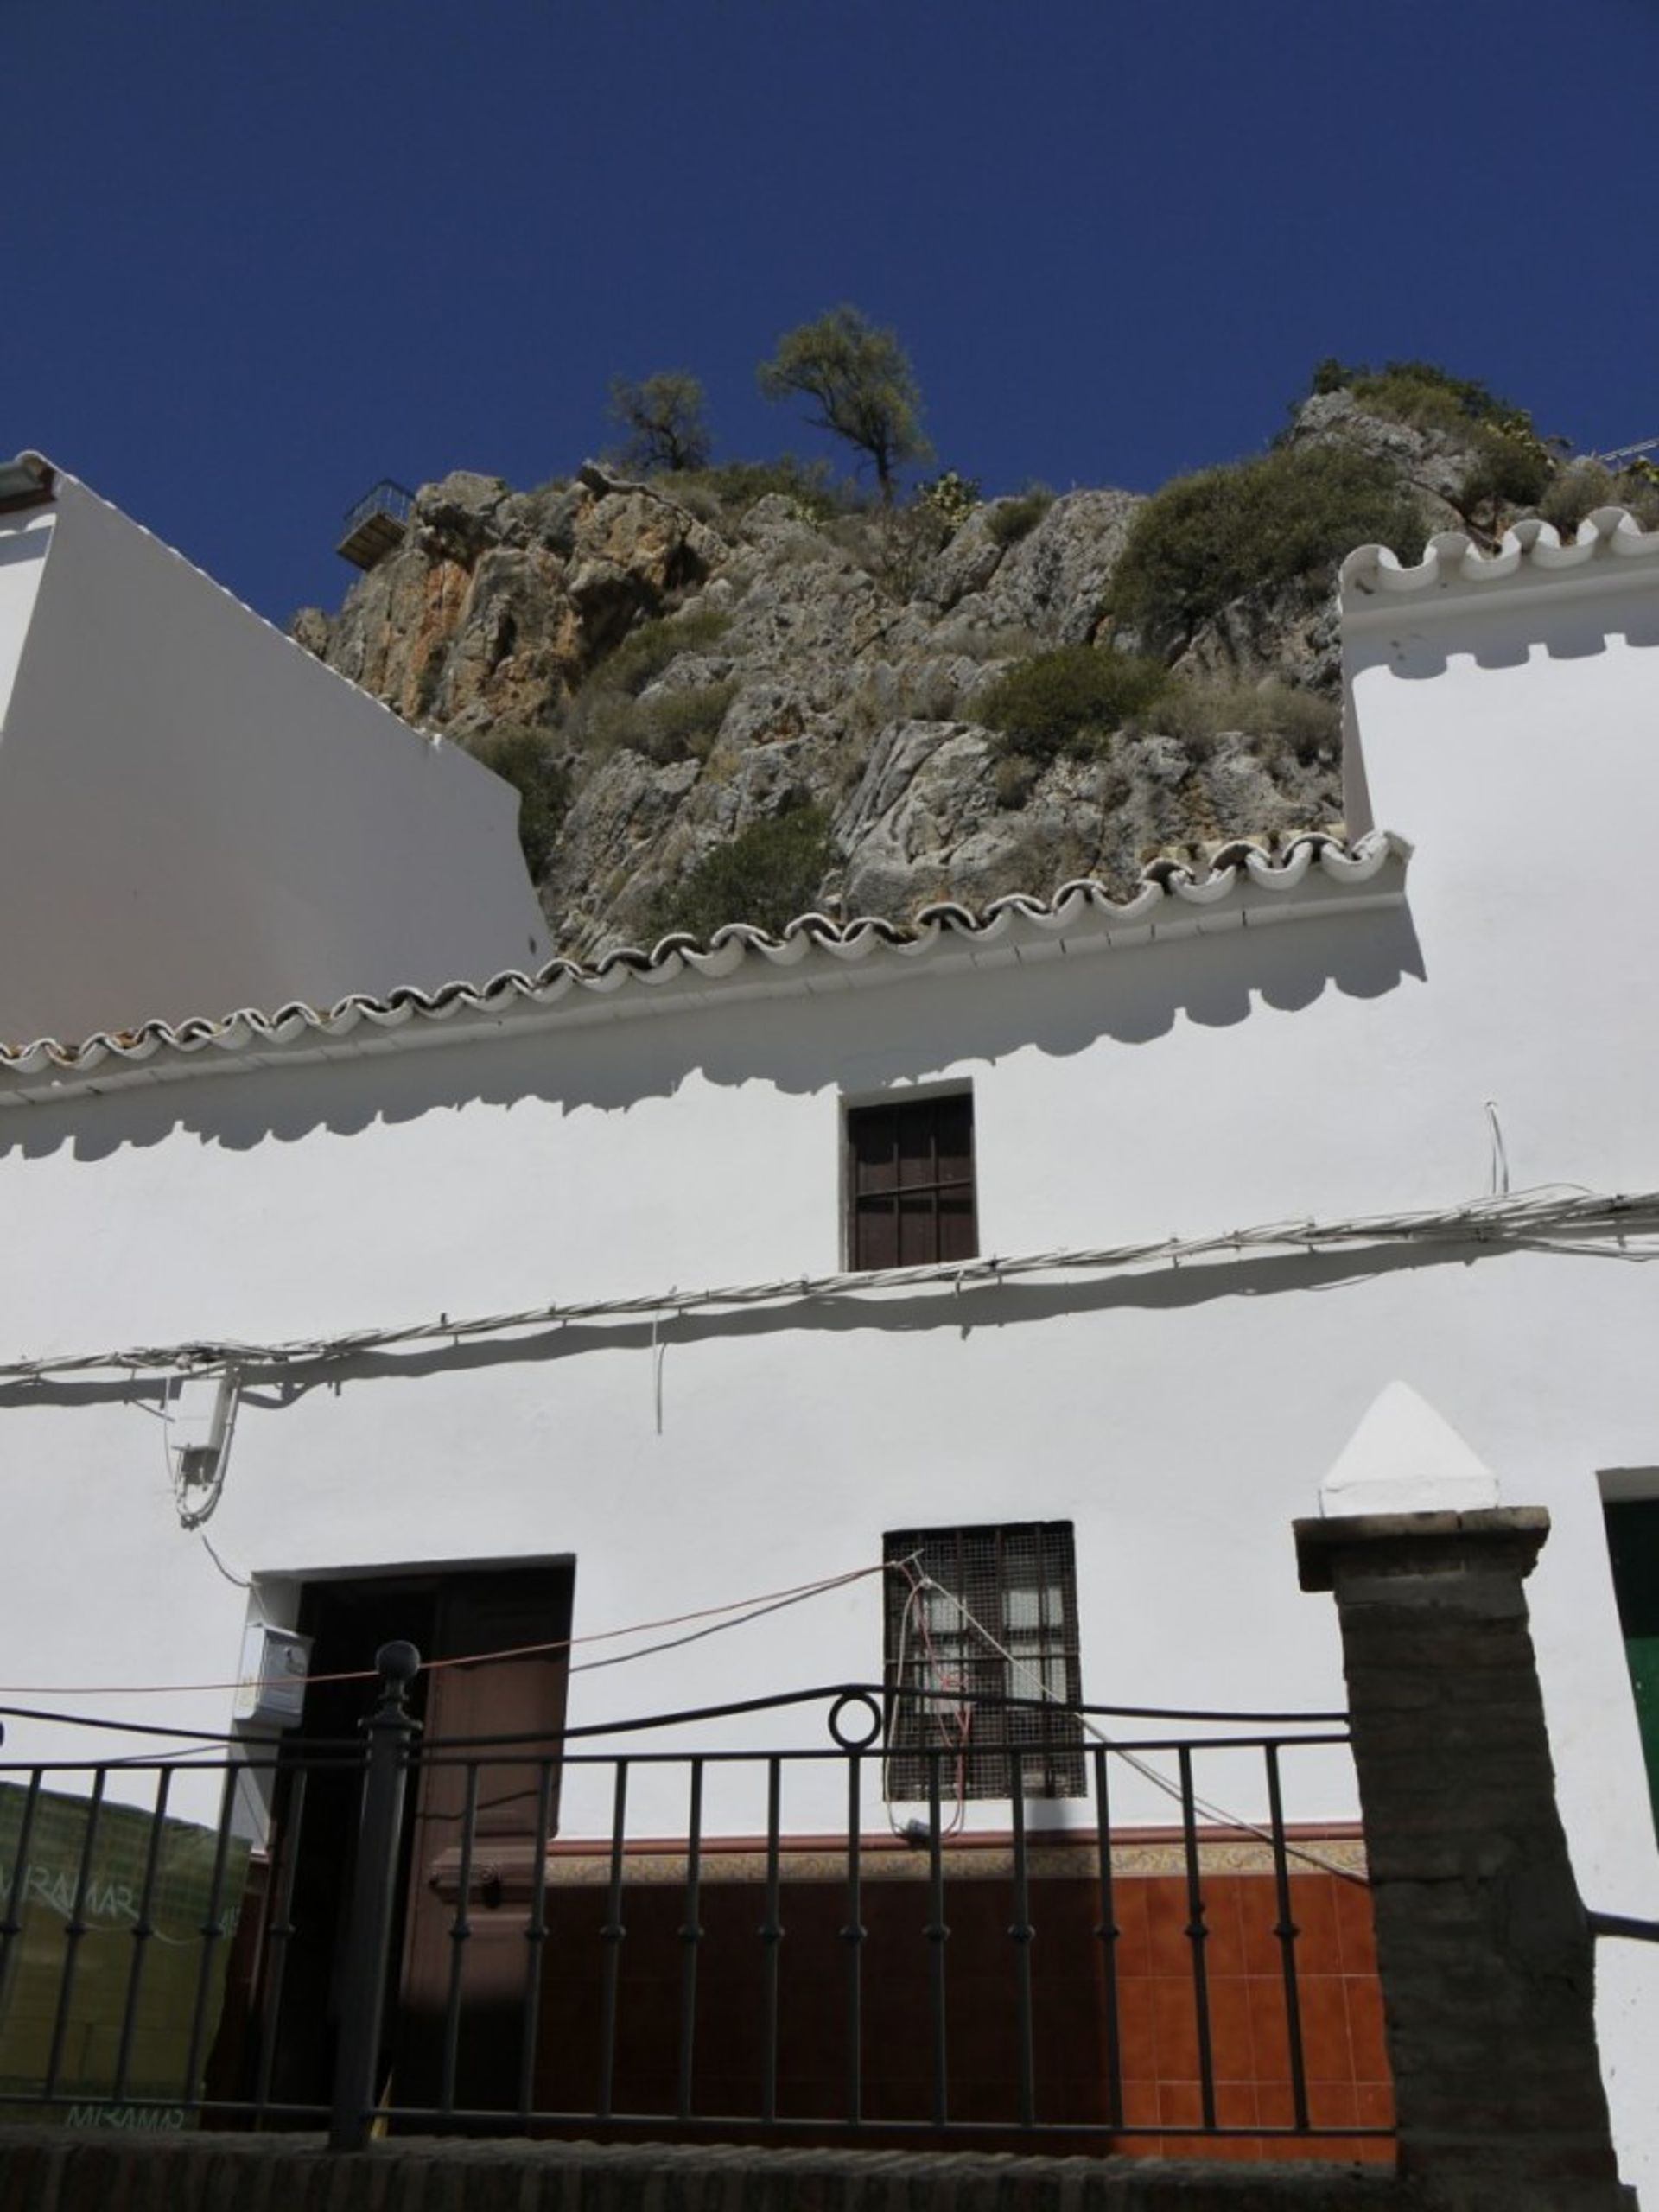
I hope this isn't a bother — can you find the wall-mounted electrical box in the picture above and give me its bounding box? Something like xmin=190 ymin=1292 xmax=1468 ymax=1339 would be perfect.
xmin=233 ymin=1623 xmax=312 ymax=1728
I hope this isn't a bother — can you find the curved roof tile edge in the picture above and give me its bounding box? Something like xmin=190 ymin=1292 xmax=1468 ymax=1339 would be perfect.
xmin=1341 ymin=505 xmax=1659 ymax=607
xmin=0 ymin=831 xmax=1408 ymax=1084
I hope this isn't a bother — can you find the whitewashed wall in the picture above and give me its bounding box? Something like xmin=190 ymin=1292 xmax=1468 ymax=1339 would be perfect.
xmin=0 ymin=472 xmax=549 ymax=1042
xmin=1 ymin=547 xmax=1656 ymax=2185
xmin=0 ymin=505 xmax=50 ymax=733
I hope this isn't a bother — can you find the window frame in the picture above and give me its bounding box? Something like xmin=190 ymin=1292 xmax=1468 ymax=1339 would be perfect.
xmin=842 ymin=1084 xmax=977 ymax=1274
xmin=1600 ymin=1472 xmax=1659 ymax=1843
xmin=882 ymin=1520 xmax=1084 ymax=1802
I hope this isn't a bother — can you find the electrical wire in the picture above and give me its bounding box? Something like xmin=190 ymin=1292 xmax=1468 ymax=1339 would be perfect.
xmin=881 ymin=1559 xmax=970 ymax=1839
xmin=0 ymin=1557 xmax=892 ymax=1700
xmin=11 ymin=1567 xmax=1362 ymax=1884
xmin=913 ymin=1573 xmax=1367 ymax=1886
xmin=1485 ymin=1102 xmax=1510 ymax=1197
xmin=565 ymin=1568 xmax=885 ymax=1678
xmin=2 ymin=1182 xmax=1653 ymax=1389
xmin=5 ymin=1549 xmax=1348 ymax=1865
xmin=197 ymin=1533 xmax=251 ymax=1590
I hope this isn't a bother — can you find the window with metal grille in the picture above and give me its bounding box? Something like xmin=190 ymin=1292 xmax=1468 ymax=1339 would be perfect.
xmin=883 ymin=1522 xmax=1084 ymax=1800
xmin=845 ymin=1090 xmax=976 ymax=1272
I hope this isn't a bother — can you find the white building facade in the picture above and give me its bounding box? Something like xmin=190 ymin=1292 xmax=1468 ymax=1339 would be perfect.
xmin=0 ymin=511 xmax=1656 ymax=2183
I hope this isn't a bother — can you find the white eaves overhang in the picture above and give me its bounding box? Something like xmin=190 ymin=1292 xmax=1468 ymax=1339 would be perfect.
xmin=1342 ymin=507 xmax=1659 ymax=633
xmin=0 ymin=831 xmax=1410 ymax=1110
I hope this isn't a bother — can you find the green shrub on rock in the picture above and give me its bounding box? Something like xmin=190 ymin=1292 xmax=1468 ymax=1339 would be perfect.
xmin=659 ymin=455 xmax=853 ymax=525
xmin=985 ymin=483 xmax=1056 ymax=548
xmin=1156 ymin=677 xmax=1340 ymax=764
xmin=1539 ymin=460 xmax=1659 ymax=536
xmin=633 ymin=681 xmax=738 ymax=763
xmin=1306 ymin=357 xmax=1520 ymax=437
xmin=582 ymin=679 xmax=738 ymax=766
xmin=599 ymin=607 xmax=731 ymax=696
xmin=646 ymin=804 xmax=837 ymax=941
xmin=1306 ymin=358 xmax=1555 ymax=536
xmin=916 ymin=470 xmax=982 ymax=531
xmin=1109 ymin=445 xmax=1424 ymax=652
xmin=978 ymin=645 xmax=1171 ymax=763
xmin=1453 ymin=428 xmax=1553 ymax=531
xmin=568 ymin=607 xmax=739 ymax=762
xmin=466 ymin=725 xmax=570 ymax=881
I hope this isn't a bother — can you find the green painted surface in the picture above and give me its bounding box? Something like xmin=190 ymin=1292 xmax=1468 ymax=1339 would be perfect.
xmin=0 ymin=1783 xmax=251 ymax=2122
xmin=1604 ymin=1497 xmax=1659 ymax=1840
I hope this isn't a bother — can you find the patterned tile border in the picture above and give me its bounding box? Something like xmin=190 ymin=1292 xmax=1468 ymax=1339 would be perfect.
xmin=530 ymin=1832 xmax=1368 ymax=1886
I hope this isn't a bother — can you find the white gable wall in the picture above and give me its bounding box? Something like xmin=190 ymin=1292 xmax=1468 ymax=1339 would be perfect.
xmin=0 ymin=471 xmax=549 ymax=1042
xmin=0 ymin=506 xmax=50 ymax=732
xmin=1344 ymin=573 xmax=1659 ymax=1209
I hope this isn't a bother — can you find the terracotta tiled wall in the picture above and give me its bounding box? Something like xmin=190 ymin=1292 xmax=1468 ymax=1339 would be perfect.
xmin=525 ymin=1857 xmax=1392 ymax=2162
xmin=1114 ymin=1870 xmax=1392 ymax=2164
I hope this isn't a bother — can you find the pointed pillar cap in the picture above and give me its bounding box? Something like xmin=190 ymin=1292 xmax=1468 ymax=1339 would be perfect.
xmin=1319 ymin=1380 xmax=1499 ymax=1518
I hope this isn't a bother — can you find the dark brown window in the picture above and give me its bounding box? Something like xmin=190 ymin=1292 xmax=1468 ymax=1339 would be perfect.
xmin=883 ymin=1522 xmax=1084 ymax=1801
xmin=845 ymin=1091 xmax=976 ymax=1271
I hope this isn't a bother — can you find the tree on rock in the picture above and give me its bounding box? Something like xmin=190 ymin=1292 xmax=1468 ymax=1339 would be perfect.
xmin=607 ymin=372 xmax=712 ymax=474
xmin=757 ymin=307 xmax=931 ymax=501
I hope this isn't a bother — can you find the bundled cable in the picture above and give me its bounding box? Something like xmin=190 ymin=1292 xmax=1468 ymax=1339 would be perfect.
xmin=2 ymin=1182 xmax=1652 ymax=1388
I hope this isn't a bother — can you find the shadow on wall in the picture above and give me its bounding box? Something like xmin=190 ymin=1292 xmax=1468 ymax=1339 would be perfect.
xmin=0 ymin=1221 xmax=1543 ymax=1423
xmin=3 ymin=902 xmax=1424 ymax=1167
xmin=1345 ymin=592 xmax=1659 ymax=683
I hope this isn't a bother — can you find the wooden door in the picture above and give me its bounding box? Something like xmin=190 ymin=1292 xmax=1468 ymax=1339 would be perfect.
xmin=1605 ymin=1498 xmax=1659 ymax=1840
xmin=395 ymin=1567 xmax=575 ymax=2112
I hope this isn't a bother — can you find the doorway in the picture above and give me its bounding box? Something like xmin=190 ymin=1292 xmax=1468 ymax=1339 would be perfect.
xmin=1603 ymin=1496 xmax=1659 ymax=1842
xmin=256 ymin=1559 xmax=575 ymax=2117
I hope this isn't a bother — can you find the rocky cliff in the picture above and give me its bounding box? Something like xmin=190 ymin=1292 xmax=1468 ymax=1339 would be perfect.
xmin=292 ymin=385 xmax=1635 ymax=960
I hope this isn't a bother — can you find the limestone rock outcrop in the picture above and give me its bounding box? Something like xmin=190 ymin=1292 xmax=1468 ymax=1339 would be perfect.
xmin=296 ymin=404 xmax=1459 ymax=960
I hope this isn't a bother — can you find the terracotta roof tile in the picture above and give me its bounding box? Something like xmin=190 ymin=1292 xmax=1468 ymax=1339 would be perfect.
xmin=0 ymin=831 xmax=1408 ymax=1102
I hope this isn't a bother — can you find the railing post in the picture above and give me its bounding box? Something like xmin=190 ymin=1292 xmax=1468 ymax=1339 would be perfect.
xmin=1295 ymin=1509 xmax=1635 ymax=2210
xmin=328 ymin=1639 xmax=421 ymax=2153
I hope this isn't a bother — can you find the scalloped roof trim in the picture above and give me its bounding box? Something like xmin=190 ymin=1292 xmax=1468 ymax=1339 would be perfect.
xmin=1341 ymin=505 xmax=1659 ymax=607
xmin=0 ymin=832 xmax=1407 ymax=1090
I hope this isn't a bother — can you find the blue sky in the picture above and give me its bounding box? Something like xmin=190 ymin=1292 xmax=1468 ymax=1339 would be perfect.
xmin=11 ymin=0 xmax=1657 ymax=628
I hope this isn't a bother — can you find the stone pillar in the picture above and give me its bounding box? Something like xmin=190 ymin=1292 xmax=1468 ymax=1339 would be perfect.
xmin=1294 ymin=1507 xmax=1635 ymax=2212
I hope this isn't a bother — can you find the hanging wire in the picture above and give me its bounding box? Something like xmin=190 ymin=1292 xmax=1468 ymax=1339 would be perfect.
xmin=197 ymin=1532 xmax=251 ymax=1590
xmin=919 ymin=1573 xmax=1366 ymax=1886
xmin=0 ymin=1182 xmax=1649 ymax=1390
xmin=882 ymin=1558 xmax=970 ymax=1839
xmin=0 ymin=1557 xmax=894 ymax=1700
xmin=1485 ymin=1101 xmax=1510 ymax=1197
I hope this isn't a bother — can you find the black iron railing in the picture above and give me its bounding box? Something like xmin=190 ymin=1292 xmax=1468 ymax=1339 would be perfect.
xmin=1587 ymin=1910 xmax=1659 ymax=1944
xmin=0 ymin=1655 xmax=1389 ymax=2156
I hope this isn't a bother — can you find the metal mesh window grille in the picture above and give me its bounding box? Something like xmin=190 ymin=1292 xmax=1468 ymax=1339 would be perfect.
xmin=884 ymin=1522 xmax=1084 ymax=1801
